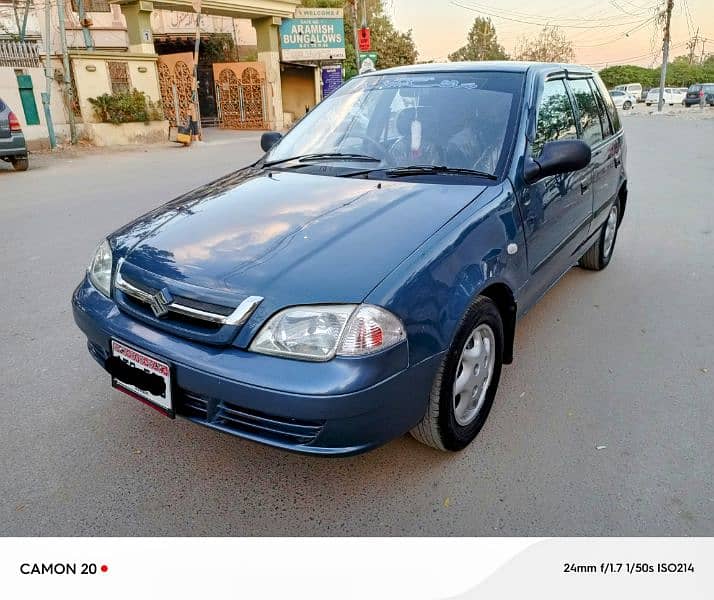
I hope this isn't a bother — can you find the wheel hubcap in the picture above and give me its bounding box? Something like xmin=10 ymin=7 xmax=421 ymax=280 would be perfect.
xmin=603 ymin=205 xmax=618 ymax=258
xmin=453 ymin=324 xmax=496 ymax=426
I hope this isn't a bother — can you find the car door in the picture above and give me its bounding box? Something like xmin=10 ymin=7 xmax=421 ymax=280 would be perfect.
xmin=586 ymin=77 xmax=624 ymax=226
xmin=518 ymin=77 xmax=592 ymax=299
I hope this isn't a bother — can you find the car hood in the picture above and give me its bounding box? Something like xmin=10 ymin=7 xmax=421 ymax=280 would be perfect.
xmin=114 ymin=169 xmax=487 ymax=309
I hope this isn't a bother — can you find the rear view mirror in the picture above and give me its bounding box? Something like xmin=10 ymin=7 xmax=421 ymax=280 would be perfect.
xmin=524 ymin=140 xmax=591 ymax=184
xmin=261 ymin=131 xmax=283 ymax=153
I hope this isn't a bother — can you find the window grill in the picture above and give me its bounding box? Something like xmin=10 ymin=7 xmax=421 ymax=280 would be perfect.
xmin=70 ymin=0 xmax=111 ymax=12
xmin=108 ymin=61 xmax=130 ymax=95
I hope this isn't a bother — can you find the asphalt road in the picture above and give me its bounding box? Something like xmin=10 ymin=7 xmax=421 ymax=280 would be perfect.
xmin=1 ymin=119 xmax=712 ymax=536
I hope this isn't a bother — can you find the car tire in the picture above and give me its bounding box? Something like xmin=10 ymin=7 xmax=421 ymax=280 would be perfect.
xmin=579 ymin=200 xmax=620 ymax=271
xmin=623 ymin=101 xmax=632 ymax=110
xmin=12 ymin=157 xmax=29 ymax=172
xmin=410 ymin=296 xmax=503 ymax=452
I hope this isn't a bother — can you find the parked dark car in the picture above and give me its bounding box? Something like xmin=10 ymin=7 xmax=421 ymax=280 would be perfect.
xmin=73 ymin=62 xmax=628 ymax=455
xmin=0 ymin=97 xmax=29 ymax=171
xmin=684 ymin=83 xmax=714 ymax=107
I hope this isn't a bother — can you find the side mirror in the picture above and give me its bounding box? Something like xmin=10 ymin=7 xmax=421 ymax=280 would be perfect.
xmin=524 ymin=140 xmax=591 ymax=184
xmin=260 ymin=131 xmax=283 ymax=153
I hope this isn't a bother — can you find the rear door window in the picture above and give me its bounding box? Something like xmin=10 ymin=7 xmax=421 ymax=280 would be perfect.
xmin=532 ymin=79 xmax=578 ymax=157
xmin=587 ymin=79 xmax=613 ymax=138
xmin=568 ymin=78 xmax=604 ymax=146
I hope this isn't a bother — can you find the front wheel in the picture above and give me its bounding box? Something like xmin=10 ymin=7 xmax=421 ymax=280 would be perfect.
xmin=579 ymin=201 xmax=619 ymax=271
xmin=623 ymin=100 xmax=632 ymax=110
xmin=410 ymin=296 xmax=503 ymax=451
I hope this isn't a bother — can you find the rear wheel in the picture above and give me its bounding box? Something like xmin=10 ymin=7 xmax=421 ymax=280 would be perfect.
xmin=410 ymin=296 xmax=503 ymax=451
xmin=579 ymin=201 xmax=619 ymax=271
xmin=12 ymin=157 xmax=28 ymax=172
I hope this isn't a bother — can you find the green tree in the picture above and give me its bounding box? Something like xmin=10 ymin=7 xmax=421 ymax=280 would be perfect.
xmin=515 ymin=26 xmax=574 ymax=63
xmin=598 ymin=65 xmax=658 ymax=88
xmin=301 ymin=0 xmax=418 ymax=79
xmin=598 ymin=61 xmax=714 ymax=89
xmin=448 ymin=17 xmax=508 ymax=62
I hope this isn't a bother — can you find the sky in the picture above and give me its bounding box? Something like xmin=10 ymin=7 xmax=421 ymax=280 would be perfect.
xmin=386 ymin=0 xmax=714 ymax=68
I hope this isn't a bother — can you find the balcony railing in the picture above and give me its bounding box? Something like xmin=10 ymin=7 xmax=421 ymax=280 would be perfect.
xmin=0 ymin=40 xmax=41 ymax=68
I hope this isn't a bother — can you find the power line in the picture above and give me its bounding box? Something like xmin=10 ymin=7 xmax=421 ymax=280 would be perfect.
xmin=574 ymin=15 xmax=658 ymax=48
xmin=450 ymin=0 xmax=654 ymax=29
xmin=586 ymin=40 xmax=686 ymax=66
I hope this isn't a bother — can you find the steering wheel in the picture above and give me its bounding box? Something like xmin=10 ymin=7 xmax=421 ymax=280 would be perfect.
xmin=343 ymin=133 xmax=393 ymax=166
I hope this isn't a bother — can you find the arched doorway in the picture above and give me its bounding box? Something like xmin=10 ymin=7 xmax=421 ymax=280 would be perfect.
xmin=213 ymin=62 xmax=267 ymax=129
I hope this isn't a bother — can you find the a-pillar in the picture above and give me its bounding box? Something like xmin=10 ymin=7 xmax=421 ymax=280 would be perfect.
xmin=252 ymin=16 xmax=283 ymax=130
xmin=115 ymin=0 xmax=156 ymax=54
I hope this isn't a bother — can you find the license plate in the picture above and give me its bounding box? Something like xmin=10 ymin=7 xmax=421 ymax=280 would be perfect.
xmin=110 ymin=340 xmax=173 ymax=417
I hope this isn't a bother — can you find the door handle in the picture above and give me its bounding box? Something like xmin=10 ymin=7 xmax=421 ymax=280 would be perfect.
xmin=581 ymin=182 xmax=590 ymax=194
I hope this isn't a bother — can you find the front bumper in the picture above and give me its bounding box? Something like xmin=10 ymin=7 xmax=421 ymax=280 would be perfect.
xmin=72 ymin=277 xmax=442 ymax=456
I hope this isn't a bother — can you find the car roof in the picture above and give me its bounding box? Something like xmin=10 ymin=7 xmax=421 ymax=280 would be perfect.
xmin=363 ymin=61 xmax=596 ymax=77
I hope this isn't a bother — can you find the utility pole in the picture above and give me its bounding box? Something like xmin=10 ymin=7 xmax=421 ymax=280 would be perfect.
xmin=191 ymin=3 xmax=202 ymax=141
xmin=76 ymin=0 xmax=95 ymax=51
xmin=657 ymin=0 xmax=674 ymax=113
xmin=56 ymin=0 xmax=78 ymax=143
xmin=41 ymin=0 xmax=57 ymax=149
xmin=350 ymin=0 xmax=360 ymax=73
xmin=19 ymin=0 xmax=31 ymax=41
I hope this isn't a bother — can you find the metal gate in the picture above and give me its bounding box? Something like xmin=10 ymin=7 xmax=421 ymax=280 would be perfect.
xmin=157 ymin=52 xmax=194 ymax=127
xmin=213 ymin=62 xmax=267 ymax=129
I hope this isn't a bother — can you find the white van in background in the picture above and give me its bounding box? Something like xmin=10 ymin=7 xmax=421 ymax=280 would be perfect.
xmin=615 ymin=83 xmax=643 ymax=101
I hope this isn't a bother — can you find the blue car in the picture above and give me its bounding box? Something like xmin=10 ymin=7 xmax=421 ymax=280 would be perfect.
xmin=73 ymin=62 xmax=627 ymax=455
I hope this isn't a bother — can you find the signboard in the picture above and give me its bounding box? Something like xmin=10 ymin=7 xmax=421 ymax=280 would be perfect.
xmin=358 ymin=51 xmax=378 ymax=74
xmin=280 ymin=8 xmax=346 ymax=62
xmin=321 ymin=64 xmax=343 ymax=98
xmin=358 ymin=27 xmax=371 ymax=52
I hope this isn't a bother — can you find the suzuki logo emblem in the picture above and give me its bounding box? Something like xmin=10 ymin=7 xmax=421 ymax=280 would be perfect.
xmin=150 ymin=288 xmax=173 ymax=318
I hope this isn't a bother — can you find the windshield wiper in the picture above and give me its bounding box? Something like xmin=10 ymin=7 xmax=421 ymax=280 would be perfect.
xmin=385 ymin=165 xmax=497 ymax=180
xmin=264 ymin=153 xmax=381 ymax=168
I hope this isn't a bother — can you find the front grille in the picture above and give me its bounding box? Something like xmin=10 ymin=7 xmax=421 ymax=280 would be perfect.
xmin=112 ymin=260 xmax=263 ymax=346
xmin=121 ymin=274 xmax=235 ymax=317
xmin=122 ymin=293 xmax=223 ymax=333
xmin=176 ymin=391 xmax=325 ymax=446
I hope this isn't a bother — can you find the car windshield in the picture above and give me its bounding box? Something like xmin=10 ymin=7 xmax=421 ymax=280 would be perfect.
xmin=266 ymin=70 xmax=524 ymax=177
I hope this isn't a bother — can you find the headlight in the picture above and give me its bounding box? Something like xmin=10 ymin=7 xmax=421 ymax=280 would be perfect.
xmin=87 ymin=239 xmax=112 ymax=297
xmin=250 ymin=304 xmax=405 ymax=361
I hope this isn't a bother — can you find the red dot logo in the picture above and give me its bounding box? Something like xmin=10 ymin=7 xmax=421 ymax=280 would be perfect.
xmin=100 ymin=565 xmax=108 ymax=573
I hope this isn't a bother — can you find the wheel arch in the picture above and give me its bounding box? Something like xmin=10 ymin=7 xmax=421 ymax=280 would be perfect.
xmin=478 ymin=282 xmax=517 ymax=364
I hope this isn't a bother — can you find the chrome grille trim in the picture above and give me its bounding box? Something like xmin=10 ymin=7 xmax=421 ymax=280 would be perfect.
xmin=114 ymin=259 xmax=263 ymax=327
